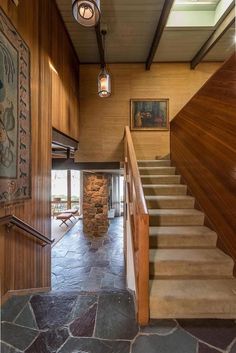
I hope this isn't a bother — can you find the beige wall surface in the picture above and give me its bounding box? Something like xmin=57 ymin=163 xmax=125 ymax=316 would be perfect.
xmin=77 ymin=62 xmax=220 ymax=162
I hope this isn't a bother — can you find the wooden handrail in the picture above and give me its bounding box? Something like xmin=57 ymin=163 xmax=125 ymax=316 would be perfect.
xmin=124 ymin=126 xmax=148 ymax=215
xmin=124 ymin=126 xmax=149 ymax=325
xmin=0 ymin=215 xmax=53 ymax=246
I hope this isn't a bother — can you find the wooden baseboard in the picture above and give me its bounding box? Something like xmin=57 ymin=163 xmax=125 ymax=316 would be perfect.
xmin=1 ymin=287 xmax=51 ymax=306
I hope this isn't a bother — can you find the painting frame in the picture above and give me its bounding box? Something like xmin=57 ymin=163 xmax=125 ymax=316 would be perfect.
xmin=130 ymin=98 xmax=169 ymax=131
xmin=0 ymin=8 xmax=31 ymax=204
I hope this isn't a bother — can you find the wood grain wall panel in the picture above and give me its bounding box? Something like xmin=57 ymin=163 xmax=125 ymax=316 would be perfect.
xmin=0 ymin=0 xmax=80 ymax=300
xmin=76 ymin=63 xmax=220 ymax=162
xmin=50 ymin=1 xmax=80 ymax=141
xmin=170 ymin=54 xmax=236 ymax=266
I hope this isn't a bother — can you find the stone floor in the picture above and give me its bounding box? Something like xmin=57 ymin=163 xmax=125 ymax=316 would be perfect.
xmin=1 ymin=290 xmax=236 ymax=353
xmin=52 ymin=217 xmax=125 ymax=291
xmin=1 ymin=217 xmax=236 ymax=353
xmin=51 ymin=216 xmax=79 ymax=246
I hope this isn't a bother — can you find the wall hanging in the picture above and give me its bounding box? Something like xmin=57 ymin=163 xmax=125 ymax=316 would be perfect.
xmin=0 ymin=8 xmax=31 ymax=203
xmin=130 ymin=99 xmax=169 ymax=131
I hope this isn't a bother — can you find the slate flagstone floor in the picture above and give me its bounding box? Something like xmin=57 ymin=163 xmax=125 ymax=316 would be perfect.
xmin=51 ymin=217 xmax=126 ymax=292
xmin=1 ymin=217 xmax=236 ymax=353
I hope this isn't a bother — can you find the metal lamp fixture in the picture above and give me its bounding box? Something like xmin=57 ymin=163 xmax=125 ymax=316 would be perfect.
xmin=98 ymin=30 xmax=111 ymax=98
xmin=72 ymin=0 xmax=100 ymax=27
xmin=98 ymin=66 xmax=111 ymax=97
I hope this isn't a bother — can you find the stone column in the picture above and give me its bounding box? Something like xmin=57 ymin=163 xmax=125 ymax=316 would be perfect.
xmin=83 ymin=172 xmax=109 ymax=236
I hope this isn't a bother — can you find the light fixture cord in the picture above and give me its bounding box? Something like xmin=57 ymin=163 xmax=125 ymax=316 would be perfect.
xmin=102 ymin=30 xmax=107 ymax=69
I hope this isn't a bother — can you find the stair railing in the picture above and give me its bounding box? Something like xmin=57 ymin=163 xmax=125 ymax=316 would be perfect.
xmin=0 ymin=215 xmax=53 ymax=246
xmin=124 ymin=126 xmax=149 ymax=325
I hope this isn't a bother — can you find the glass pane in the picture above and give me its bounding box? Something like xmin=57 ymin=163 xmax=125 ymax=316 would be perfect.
xmin=71 ymin=170 xmax=80 ymax=211
xmin=120 ymin=176 xmax=124 ymax=214
xmin=51 ymin=170 xmax=68 ymax=215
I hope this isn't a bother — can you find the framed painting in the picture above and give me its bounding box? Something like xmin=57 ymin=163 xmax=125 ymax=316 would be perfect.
xmin=0 ymin=8 xmax=31 ymax=203
xmin=130 ymin=99 xmax=169 ymax=131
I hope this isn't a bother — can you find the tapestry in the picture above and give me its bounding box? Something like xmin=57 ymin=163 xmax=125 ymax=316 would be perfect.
xmin=0 ymin=8 xmax=31 ymax=203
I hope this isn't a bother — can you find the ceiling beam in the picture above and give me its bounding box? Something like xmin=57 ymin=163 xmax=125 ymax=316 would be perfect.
xmin=52 ymin=159 xmax=120 ymax=171
xmin=191 ymin=6 xmax=235 ymax=69
xmin=95 ymin=23 xmax=105 ymax=68
xmin=146 ymin=0 xmax=175 ymax=70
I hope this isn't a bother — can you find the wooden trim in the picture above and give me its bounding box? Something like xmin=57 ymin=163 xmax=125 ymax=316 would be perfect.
xmin=124 ymin=126 xmax=149 ymax=325
xmin=52 ymin=128 xmax=79 ymax=147
xmin=52 ymin=159 xmax=120 ymax=170
xmin=146 ymin=0 xmax=175 ymax=70
xmin=1 ymin=287 xmax=51 ymax=306
xmin=191 ymin=6 xmax=235 ymax=69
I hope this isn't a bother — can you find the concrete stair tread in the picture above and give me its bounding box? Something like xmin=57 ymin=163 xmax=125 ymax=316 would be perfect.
xmin=149 ymin=225 xmax=216 ymax=236
xmin=148 ymin=208 xmax=204 ymax=226
xmin=150 ymin=278 xmax=236 ymax=298
xmin=149 ymin=226 xmax=217 ymax=248
xmin=149 ymin=248 xmax=234 ymax=278
xmin=148 ymin=209 xmax=204 ymax=216
xmin=139 ymin=167 xmax=176 ymax=175
xmin=141 ymin=175 xmax=181 ymax=185
xmin=139 ymin=166 xmax=173 ymax=168
xmin=143 ymin=185 xmax=187 ymax=196
xmin=150 ymin=279 xmax=236 ymax=318
xmin=139 ymin=167 xmax=175 ymax=171
xmin=146 ymin=195 xmax=193 ymax=200
xmin=150 ymin=248 xmax=233 ymax=264
xmin=143 ymin=184 xmax=186 ymax=188
xmin=138 ymin=160 xmax=171 ymax=162
xmin=141 ymin=175 xmax=179 ymax=177
xmin=143 ymin=185 xmax=187 ymax=198
xmin=146 ymin=195 xmax=195 ymax=209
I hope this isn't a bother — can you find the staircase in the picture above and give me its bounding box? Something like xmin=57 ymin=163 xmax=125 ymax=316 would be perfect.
xmin=138 ymin=159 xmax=236 ymax=319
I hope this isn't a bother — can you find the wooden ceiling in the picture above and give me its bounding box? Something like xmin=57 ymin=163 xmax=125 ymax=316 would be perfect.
xmin=56 ymin=0 xmax=235 ymax=67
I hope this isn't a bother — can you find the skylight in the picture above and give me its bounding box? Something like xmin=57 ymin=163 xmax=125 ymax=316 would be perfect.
xmin=174 ymin=0 xmax=220 ymax=11
xmin=167 ymin=0 xmax=233 ymax=27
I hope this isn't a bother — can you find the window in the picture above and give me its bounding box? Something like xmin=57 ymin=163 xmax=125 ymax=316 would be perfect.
xmin=51 ymin=170 xmax=81 ymax=217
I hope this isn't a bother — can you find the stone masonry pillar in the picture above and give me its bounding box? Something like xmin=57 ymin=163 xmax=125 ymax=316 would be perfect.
xmin=83 ymin=172 xmax=109 ymax=236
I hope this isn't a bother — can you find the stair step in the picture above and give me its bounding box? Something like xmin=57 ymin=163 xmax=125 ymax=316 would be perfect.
xmin=146 ymin=195 xmax=195 ymax=209
xmin=143 ymin=184 xmax=187 ymax=196
xmin=149 ymin=209 xmax=204 ymax=226
xmin=149 ymin=249 xmax=234 ymax=278
xmin=149 ymin=226 xmax=217 ymax=248
xmin=139 ymin=167 xmax=176 ymax=175
xmin=141 ymin=175 xmax=181 ymax=185
xmin=138 ymin=160 xmax=171 ymax=167
xmin=150 ymin=279 xmax=236 ymax=318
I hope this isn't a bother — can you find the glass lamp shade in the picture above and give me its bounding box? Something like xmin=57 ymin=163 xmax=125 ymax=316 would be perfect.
xmin=98 ymin=68 xmax=111 ymax=98
xmin=72 ymin=0 xmax=100 ymax=27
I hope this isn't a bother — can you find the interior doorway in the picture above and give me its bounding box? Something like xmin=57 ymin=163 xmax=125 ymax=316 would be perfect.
xmin=51 ymin=169 xmax=81 ymax=245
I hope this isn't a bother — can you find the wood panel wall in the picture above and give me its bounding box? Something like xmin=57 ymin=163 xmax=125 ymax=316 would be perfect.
xmin=50 ymin=5 xmax=80 ymax=141
xmin=0 ymin=0 xmax=80 ymax=301
xmin=170 ymin=54 xmax=236 ymax=267
xmin=76 ymin=63 xmax=220 ymax=162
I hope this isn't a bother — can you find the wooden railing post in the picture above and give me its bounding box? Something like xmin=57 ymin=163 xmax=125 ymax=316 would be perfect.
xmin=137 ymin=214 xmax=149 ymax=325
